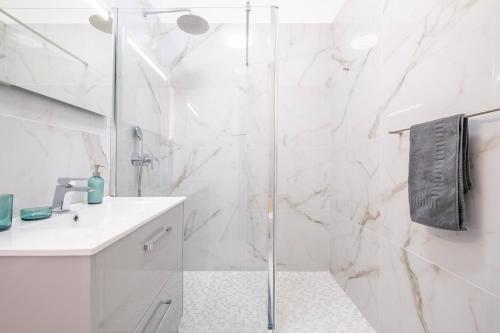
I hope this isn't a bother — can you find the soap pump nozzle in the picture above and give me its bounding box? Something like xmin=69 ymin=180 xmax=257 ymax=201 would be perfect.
xmin=93 ymin=165 xmax=103 ymax=177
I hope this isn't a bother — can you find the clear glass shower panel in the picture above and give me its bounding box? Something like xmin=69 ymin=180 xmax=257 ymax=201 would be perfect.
xmin=114 ymin=6 xmax=277 ymax=332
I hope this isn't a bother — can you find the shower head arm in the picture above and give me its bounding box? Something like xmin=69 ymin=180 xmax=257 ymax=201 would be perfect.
xmin=143 ymin=8 xmax=192 ymax=17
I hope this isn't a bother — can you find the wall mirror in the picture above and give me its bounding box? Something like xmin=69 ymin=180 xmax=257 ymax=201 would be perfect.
xmin=0 ymin=7 xmax=114 ymax=116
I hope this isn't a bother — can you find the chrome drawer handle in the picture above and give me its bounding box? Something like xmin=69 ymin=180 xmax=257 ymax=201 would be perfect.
xmin=141 ymin=299 xmax=173 ymax=333
xmin=143 ymin=226 xmax=173 ymax=252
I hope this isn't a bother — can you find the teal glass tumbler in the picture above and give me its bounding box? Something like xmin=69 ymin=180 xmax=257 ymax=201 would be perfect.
xmin=0 ymin=194 xmax=13 ymax=231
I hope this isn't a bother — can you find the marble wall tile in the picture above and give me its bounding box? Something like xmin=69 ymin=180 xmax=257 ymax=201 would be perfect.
xmin=378 ymin=0 xmax=500 ymax=299
xmin=330 ymin=139 xmax=382 ymax=234
xmin=330 ymin=24 xmax=382 ymax=143
xmin=379 ymin=240 xmax=500 ymax=333
xmin=278 ymin=86 xmax=335 ymax=149
xmin=276 ymin=24 xmax=338 ymax=271
xmin=0 ymin=24 xmax=111 ymax=216
xmin=381 ymin=0 xmax=500 ymax=134
xmin=329 ymin=218 xmax=380 ymax=331
xmin=0 ymin=11 xmax=116 ymax=218
xmin=330 ymin=0 xmax=500 ymax=331
xmin=0 ymin=112 xmax=108 ymax=215
xmin=120 ymin=22 xmax=276 ymax=271
xmin=115 ymin=9 xmax=170 ymax=197
xmin=380 ymin=112 xmax=500 ymax=298
xmin=277 ymin=209 xmax=330 ymax=271
xmin=277 ymin=146 xmax=332 ymax=270
xmin=278 ymin=147 xmax=331 ymax=211
xmin=125 ymin=22 xmax=338 ymax=271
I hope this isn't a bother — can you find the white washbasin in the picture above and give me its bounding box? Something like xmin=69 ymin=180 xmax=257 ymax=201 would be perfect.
xmin=0 ymin=196 xmax=185 ymax=256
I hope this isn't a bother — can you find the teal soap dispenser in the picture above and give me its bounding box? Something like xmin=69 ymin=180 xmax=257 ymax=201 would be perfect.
xmin=88 ymin=165 xmax=104 ymax=204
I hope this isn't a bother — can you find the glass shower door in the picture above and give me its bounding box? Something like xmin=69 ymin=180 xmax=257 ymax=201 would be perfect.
xmin=113 ymin=6 xmax=278 ymax=332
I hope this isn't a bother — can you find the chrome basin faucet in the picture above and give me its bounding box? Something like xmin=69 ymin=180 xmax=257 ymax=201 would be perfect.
xmin=52 ymin=178 xmax=92 ymax=213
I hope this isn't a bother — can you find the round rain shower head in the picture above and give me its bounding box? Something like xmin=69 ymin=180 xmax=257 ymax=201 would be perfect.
xmin=89 ymin=15 xmax=113 ymax=34
xmin=177 ymin=14 xmax=209 ymax=35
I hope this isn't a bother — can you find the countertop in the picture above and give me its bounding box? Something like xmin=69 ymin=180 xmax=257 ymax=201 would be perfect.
xmin=0 ymin=196 xmax=185 ymax=256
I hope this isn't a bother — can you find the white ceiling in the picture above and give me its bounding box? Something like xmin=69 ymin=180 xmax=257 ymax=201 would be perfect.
xmin=0 ymin=0 xmax=347 ymax=23
xmin=149 ymin=0 xmax=347 ymax=23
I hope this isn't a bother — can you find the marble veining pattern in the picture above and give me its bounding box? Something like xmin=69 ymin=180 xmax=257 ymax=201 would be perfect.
xmin=330 ymin=0 xmax=500 ymax=332
xmin=115 ymin=14 xmax=338 ymax=271
xmin=121 ymin=19 xmax=336 ymax=271
xmin=114 ymin=15 xmax=277 ymax=270
xmin=0 ymin=79 xmax=110 ymax=216
xmin=277 ymin=24 xmax=337 ymax=270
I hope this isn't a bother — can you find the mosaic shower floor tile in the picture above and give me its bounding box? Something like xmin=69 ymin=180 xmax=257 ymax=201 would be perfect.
xmin=179 ymin=271 xmax=376 ymax=333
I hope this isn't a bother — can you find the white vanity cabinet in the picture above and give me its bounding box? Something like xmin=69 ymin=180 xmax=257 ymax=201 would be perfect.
xmin=94 ymin=203 xmax=183 ymax=333
xmin=0 ymin=197 xmax=184 ymax=333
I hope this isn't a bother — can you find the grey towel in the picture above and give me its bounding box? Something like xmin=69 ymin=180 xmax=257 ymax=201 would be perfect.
xmin=408 ymin=114 xmax=472 ymax=231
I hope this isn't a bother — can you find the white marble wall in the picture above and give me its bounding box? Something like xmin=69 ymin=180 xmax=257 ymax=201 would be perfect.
xmin=115 ymin=9 xmax=337 ymax=271
xmin=329 ymin=0 xmax=500 ymax=332
xmin=0 ymin=3 xmax=154 ymax=218
xmin=0 ymin=83 xmax=110 ymax=216
xmin=0 ymin=11 xmax=114 ymax=217
xmin=155 ymin=20 xmax=274 ymax=271
xmin=114 ymin=8 xmax=170 ymax=198
xmin=277 ymin=24 xmax=337 ymax=271
xmin=140 ymin=21 xmax=338 ymax=271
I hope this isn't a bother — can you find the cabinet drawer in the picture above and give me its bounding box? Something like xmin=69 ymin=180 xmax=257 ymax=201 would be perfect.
xmin=94 ymin=204 xmax=183 ymax=333
xmin=133 ymin=271 xmax=183 ymax=333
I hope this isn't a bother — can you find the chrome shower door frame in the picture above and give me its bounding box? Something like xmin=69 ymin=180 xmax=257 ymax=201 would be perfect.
xmin=268 ymin=5 xmax=279 ymax=332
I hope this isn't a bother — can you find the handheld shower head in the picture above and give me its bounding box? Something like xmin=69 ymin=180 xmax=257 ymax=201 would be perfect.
xmin=134 ymin=126 xmax=143 ymax=141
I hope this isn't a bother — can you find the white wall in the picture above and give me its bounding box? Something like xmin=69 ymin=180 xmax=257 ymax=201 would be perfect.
xmin=0 ymin=82 xmax=110 ymax=215
xmin=277 ymin=24 xmax=336 ymax=270
xmin=119 ymin=12 xmax=337 ymax=270
xmin=329 ymin=0 xmax=500 ymax=331
xmin=0 ymin=2 xmax=138 ymax=216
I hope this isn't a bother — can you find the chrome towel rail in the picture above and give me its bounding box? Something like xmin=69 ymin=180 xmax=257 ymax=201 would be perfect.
xmin=388 ymin=107 xmax=500 ymax=135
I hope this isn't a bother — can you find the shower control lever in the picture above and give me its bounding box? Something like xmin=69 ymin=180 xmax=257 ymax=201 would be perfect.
xmin=131 ymin=152 xmax=154 ymax=169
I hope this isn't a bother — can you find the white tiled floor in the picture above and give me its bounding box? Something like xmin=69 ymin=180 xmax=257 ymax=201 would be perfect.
xmin=178 ymin=271 xmax=268 ymax=333
xmin=179 ymin=271 xmax=376 ymax=333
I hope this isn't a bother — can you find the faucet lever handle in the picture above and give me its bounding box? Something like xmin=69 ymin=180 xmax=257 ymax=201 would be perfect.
xmin=57 ymin=177 xmax=89 ymax=187
xmin=144 ymin=154 xmax=154 ymax=170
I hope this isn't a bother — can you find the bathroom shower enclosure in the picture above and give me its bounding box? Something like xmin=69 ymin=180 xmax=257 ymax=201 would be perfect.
xmin=112 ymin=5 xmax=278 ymax=332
